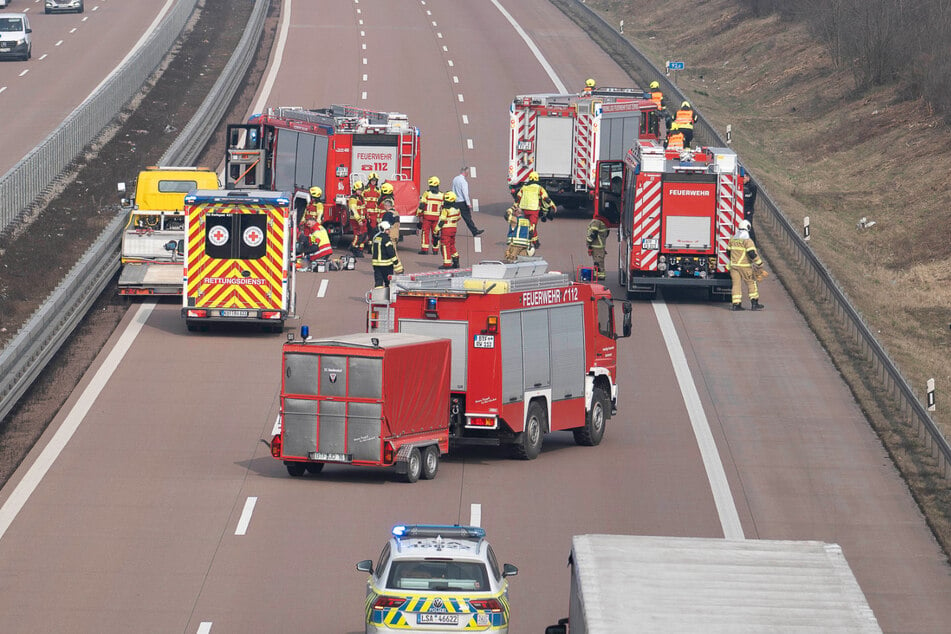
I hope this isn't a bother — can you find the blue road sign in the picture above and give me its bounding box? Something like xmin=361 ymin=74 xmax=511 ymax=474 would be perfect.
xmin=667 ymin=61 xmax=685 ymax=71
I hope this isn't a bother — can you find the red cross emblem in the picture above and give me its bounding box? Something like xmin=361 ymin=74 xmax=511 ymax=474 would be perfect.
xmin=208 ymin=225 xmax=229 ymax=247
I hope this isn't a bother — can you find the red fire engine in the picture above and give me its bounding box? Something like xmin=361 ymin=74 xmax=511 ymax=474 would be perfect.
xmin=367 ymin=259 xmax=632 ymax=459
xmin=593 ymin=140 xmax=745 ymax=300
xmin=508 ymin=88 xmax=664 ymax=209
xmin=224 ymin=105 xmax=422 ymax=239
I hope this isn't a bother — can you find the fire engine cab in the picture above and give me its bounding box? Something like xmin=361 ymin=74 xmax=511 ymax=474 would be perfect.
xmin=368 ymin=259 xmax=632 ymax=459
xmin=224 ymin=104 xmax=422 ymax=239
xmin=508 ymin=88 xmax=664 ymax=209
xmin=594 ymin=141 xmax=746 ymax=300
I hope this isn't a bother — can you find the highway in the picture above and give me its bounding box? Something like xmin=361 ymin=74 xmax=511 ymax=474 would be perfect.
xmin=0 ymin=0 xmax=177 ymax=176
xmin=0 ymin=1 xmax=950 ymax=632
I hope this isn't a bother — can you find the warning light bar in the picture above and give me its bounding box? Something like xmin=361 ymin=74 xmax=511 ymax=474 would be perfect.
xmin=392 ymin=525 xmax=486 ymax=539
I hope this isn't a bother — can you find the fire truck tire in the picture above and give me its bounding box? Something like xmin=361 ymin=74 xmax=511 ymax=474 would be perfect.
xmin=514 ymin=401 xmax=546 ymax=460
xmin=402 ymin=447 xmax=422 ymax=483
xmin=421 ymin=445 xmax=439 ymax=480
xmin=285 ymin=461 xmax=306 ymax=477
xmin=574 ymin=386 xmax=608 ymax=446
xmin=305 ymin=463 xmax=324 ymax=475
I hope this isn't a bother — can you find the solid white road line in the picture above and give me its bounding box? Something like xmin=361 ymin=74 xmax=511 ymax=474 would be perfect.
xmin=470 ymin=503 xmax=481 ymax=528
xmin=652 ymin=301 xmax=744 ymax=539
xmin=234 ymin=497 xmax=258 ymax=536
xmin=0 ymin=303 xmax=156 ymax=542
xmin=317 ymin=279 xmax=329 ymax=298
xmin=252 ymin=0 xmax=292 ymax=114
xmin=490 ymin=0 xmax=567 ymax=93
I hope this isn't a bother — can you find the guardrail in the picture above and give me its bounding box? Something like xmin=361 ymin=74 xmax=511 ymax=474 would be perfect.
xmin=0 ymin=0 xmax=270 ymax=424
xmin=553 ymin=0 xmax=951 ymax=480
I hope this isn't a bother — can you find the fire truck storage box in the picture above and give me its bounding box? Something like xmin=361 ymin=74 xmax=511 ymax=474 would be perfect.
xmin=280 ymin=333 xmax=450 ymax=464
xmin=709 ymin=148 xmax=737 ymax=173
xmin=471 ymin=259 xmax=548 ymax=279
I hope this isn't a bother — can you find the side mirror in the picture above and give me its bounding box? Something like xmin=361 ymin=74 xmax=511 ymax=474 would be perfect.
xmin=356 ymin=559 xmax=373 ymax=574
xmin=502 ymin=563 xmax=518 ymax=578
xmin=620 ymin=301 xmax=632 ymax=338
xmin=545 ymin=618 xmax=569 ymax=634
xmin=164 ymin=241 xmax=178 ymax=253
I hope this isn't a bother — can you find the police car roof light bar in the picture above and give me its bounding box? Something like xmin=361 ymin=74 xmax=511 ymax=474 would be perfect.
xmin=392 ymin=524 xmax=486 ymax=540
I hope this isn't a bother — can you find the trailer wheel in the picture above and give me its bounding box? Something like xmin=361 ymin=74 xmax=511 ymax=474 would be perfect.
xmin=514 ymin=401 xmax=545 ymax=460
xmin=402 ymin=447 xmax=422 ymax=483
xmin=421 ymin=445 xmax=439 ymax=480
xmin=574 ymin=386 xmax=608 ymax=446
xmin=285 ymin=461 xmax=306 ymax=477
xmin=305 ymin=463 xmax=324 ymax=475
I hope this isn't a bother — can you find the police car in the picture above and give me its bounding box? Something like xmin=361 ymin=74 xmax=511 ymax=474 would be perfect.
xmin=357 ymin=524 xmax=518 ymax=633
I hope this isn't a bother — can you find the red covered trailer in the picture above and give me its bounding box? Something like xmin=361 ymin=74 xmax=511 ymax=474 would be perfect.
xmin=270 ymin=332 xmax=450 ymax=482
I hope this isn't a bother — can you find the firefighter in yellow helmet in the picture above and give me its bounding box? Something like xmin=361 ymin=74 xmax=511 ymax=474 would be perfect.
xmin=582 ymin=78 xmax=596 ymax=96
xmin=503 ymin=203 xmax=532 ymax=263
xmin=648 ymin=80 xmax=666 ymax=111
xmin=727 ymin=219 xmax=765 ymax=311
xmin=371 ymin=220 xmax=402 ymax=287
xmin=670 ymin=100 xmax=697 ymax=146
xmin=417 ymin=176 xmax=444 ymax=254
xmin=305 ymin=186 xmax=324 ymax=224
xmin=297 ymin=215 xmax=332 ymax=270
xmin=363 ymin=172 xmax=382 ymax=233
xmin=348 ymin=180 xmax=366 ymax=257
xmin=436 ymin=191 xmax=462 ymax=269
xmin=377 ymin=182 xmax=399 ymax=242
xmin=515 ymin=171 xmax=555 ymax=249
xmin=586 ymin=217 xmax=609 ymax=280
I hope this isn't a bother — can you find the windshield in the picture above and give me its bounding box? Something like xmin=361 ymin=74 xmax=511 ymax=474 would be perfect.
xmin=0 ymin=18 xmax=23 ymax=32
xmin=387 ymin=560 xmax=489 ymax=592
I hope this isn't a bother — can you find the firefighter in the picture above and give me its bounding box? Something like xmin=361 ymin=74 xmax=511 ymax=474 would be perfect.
xmin=417 ymin=176 xmax=444 ymax=254
xmin=648 ymin=80 xmax=666 ymax=111
xmin=298 ymin=216 xmax=333 ymax=269
xmin=670 ymin=100 xmax=697 ymax=146
xmin=582 ymin=78 xmax=596 ymax=96
xmin=666 ymin=130 xmax=686 ymax=150
xmin=363 ymin=172 xmax=382 ymax=233
xmin=586 ymin=218 xmax=608 ymax=280
xmin=371 ymin=220 xmax=402 ymax=288
xmin=348 ymin=180 xmax=367 ymax=257
xmin=727 ymin=219 xmax=765 ymax=311
xmin=436 ymin=191 xmax=462 ymax=269
xmin=305 ymin=186 xmax=324 ymax=223
xmin=516 ymin=171 xmax=555 ymax=249
xmin=380 ymin=195 xmax=401 ymax=245
xmin=503 ymin=204 xmax=532 ymax=263
xmin=742 ymin=172 xmax=758 ymax=243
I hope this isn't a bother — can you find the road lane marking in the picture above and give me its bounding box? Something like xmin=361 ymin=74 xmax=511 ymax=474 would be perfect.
xmin=0 ymin=303 xmax=156 ymax=542
xmin=653 ymin=301 xmax=744 ymax=539
xmin=461 ymin=114 xmax=468 ymax=125
xmin=39 ymin=54 xmax=48 ymax=60
xmin=470 ymin=167 xmax=477 ymax=178
xmin=235 ymin=497 xmax=258 ymax=536
xmin=470 ymin=503 xmax=481 ymax=527
xmin=55 ymin=40 xmax=63 ymax=46
xmin=197 ymin=622 xmax=212 ymax=634
xmin=361 ymin=91 xmax=367 ymax=100
xmin=448 ymin=59 xmax=454 ymax=67
xmin=490 ymin=0 xmax=567 ymax=93
xmin=0 ymin=87 xmax=6 ymax=94
xmin=474 ymin=237 xmax=482 ymax=253
xmin=82 ymin=16 xmax=88 ymax=22
xmin=69 ymin=28 xmax=77 ymax=34
xmin=457 ymin=94 xmax=463 ymax=102
xmin=317 ymin=278 xmax=329 ymax=298
xmin=442 ymin=45 xmax=448 ymax=52
xmin=252 ymin=0 xmax=292 ymax=113
xmin=18 ymin=70 xmax=28 ymax=77
xmin=466 ymin=139 xmax=473 ymax=149
xmin=452 ymin=75 xmax=458 ymax=83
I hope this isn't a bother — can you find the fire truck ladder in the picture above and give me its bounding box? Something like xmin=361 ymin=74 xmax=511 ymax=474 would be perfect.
xmin=399 ymin=134 xmax=417 ymax=181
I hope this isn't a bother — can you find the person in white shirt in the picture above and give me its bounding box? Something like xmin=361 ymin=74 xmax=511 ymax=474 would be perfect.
xmin=451 ymin=166 xmax=484 ymax=236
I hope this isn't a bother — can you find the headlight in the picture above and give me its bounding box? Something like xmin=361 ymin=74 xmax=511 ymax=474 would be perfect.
xmin=16 ymin=38 xmax=25 ymax=45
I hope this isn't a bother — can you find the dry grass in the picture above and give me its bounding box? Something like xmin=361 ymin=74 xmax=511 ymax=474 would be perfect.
xmin=583 ymin=0 xmax=951 ymax=555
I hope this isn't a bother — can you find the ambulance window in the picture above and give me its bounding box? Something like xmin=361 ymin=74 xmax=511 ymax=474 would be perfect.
xmin=486 ymin=545 xmax=502 ymax=582
xmin=376 ymin=543 xmax=391 ymax=580
xmin=237 ymin=214 xmax=267 ymax=260
xmin=597 ymin=299 xmax=613 ymax=337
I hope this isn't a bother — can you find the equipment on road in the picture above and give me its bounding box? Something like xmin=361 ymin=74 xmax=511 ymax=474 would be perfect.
xmin=593 ymin=141 xmax=746 ymax=300
xmin=508 ymin=87 xmax=664 ymax=210
xmin=181 ymin=189 xmax=296 ymax=332
xmin=545 ymin=534 xmax=880 ymax=633
xmin=367 ymin=258 xmax=632 ymax=459
xmin=116 ymin=166 xmax=220 ymax=296
xmin=270 ymin=333 xmax=451 ymax=481
xmin=224 ymin=105 xmax=422 ymax=240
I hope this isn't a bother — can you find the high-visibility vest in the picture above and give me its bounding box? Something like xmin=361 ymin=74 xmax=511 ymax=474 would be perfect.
xmin=419 ymin=191 xmax=444 ymax=219
xmin=674 ymin=108 xmax=695 ymax=129
xmin=728 ymin=237 xmax=762 ymax=267
xmin=508 ymin=217 xmax=532 ymax=246
xmin=517 ymin=183 xmax=547 ymax=211
xmin=305 ymin=201 xmax=324 ymax=223
xmin=438 ymin=204 xmax=461 ymax=229
xmin=348 ymin=194 xmax=364 ymax=221
xmin=308 ymin=225 xmax=333 ymax=258
xmin=667 ymin=132 xmax=685 ymax=150
xmin=363 ymin=186 xmax=380 ymax=210
xmin=371 ymin=232 xmax=398 ymax=266
xmin=650 ymin=90 xmax=664 ymax=108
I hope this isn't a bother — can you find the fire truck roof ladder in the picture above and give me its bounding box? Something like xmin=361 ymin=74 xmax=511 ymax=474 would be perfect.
xmin=270 ymin=107 xmax=335 ymax=128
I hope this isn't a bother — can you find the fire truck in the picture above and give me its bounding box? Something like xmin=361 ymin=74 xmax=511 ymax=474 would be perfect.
xmin=224 ymin=104 xmax=422 ymax=239
xmin=181 ymin=190 xmax=296 ymax=332
xmin=367 ymin=259 xmax=632 ymax=459
xmin=508 ymin=88 xmax=664 ymax=209
xmin=593 ymin=141 xmax=746 ymax=300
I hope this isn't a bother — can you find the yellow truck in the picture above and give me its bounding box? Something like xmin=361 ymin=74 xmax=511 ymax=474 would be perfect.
xmin=117 ymin=166 xmax=220 ymax=295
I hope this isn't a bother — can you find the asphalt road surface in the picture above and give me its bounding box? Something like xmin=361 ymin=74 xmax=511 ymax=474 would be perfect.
xmin=0 ymin=1 xmax=949 ymax=632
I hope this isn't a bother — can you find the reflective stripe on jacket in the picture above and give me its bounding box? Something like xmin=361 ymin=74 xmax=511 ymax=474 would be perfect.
xmin=419 ymin=191 xmax=444 ymax=218
xmin=371 ymin=233 xmax=398 ymax=266
xmin=437 ymin=204 xmax=462 ymax=229
xmin=728 ymin=237 xmax=762 ymax=267
xmin=517 ymin=183 xmax=550 ymax=211
xmin=674 ymin=108 xmax=695 ymax=129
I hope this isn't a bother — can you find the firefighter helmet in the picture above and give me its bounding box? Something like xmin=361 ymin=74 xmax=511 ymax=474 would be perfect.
xmin=352 ymin=180 xmax=364 ymax=191
xmin=649 ymin=81 xmax=660 ymax=89
xmin=681 ymin=101 xmax=691 ymax=109
xmin=428 ymin=176 xmax=440 ymax=187
xmin=309 ymin=186 xmax=323 ymax=199
xmin=585 ymin=78 xmax=596 ymax=88
xmin=380 ymin=183 xmax=394 ymax=195
xmin=528 ymin=171 xmax=539 ymax=182
xmin=444 ymin=191 xmax=457 ymax=203
xmin=738 ymin=219 xmax=751 ymax=231
xmin=368 ymin=172 xmax=379 ymax=182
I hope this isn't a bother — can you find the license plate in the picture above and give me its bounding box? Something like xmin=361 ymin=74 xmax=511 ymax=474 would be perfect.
xmin=418 ymin=613 xmax=460 ymax=625
xmin=517 ymin=141 xmax=532 ymax=151
xmin=641 ymin=238 xmax=659 ymax=250
xmin=219 ymin=309 xmax=250 ymax=318
xmin=308 ymin=451 xmax=351 ymax=462
xmin=473 ymin=334 xmax=495 ymax=349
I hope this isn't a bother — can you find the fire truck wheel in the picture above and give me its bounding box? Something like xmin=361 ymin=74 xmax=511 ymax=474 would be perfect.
xmin=402 ymin=447 xmax=422 ymax=483
xmin=285 ymin=461 xmax=306 ymax=477
xmin=515 ymin=401 xmax=546 ymax=460
xmin=421 ymin=445 xmax=440 ymax=480
xmin=574 ymin=386 xmax=608 ymax=446
xmin=305 ymin=463 xmax=324 ymax=475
